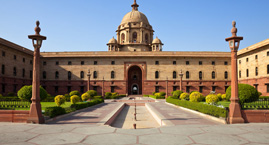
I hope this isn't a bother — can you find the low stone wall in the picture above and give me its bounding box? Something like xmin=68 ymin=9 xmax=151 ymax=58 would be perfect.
xmin=0 ymin=110 xmax=29 ymax=123
xmin=242 ymin=110 xmax=269 ymax=123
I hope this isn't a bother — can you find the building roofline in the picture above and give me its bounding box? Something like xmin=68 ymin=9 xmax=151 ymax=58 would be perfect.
xmin=238 ymin=39 xmax=269 ymax=56
xmin=0 ymin=37 xmax=33 ymax=55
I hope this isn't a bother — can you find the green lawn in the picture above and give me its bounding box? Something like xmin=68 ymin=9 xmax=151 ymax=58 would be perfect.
xmin=217 ymin=101 xmax=230 ymax=108
xmin=4 ymin=102 xmax=72 ymax=111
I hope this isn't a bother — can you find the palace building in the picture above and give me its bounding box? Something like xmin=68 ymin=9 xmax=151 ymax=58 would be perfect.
xmin=0 ymin=1 xmax=268 ymax=96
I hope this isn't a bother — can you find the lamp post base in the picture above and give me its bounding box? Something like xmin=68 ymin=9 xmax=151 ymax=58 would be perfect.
xmin=229 ymin=117 xmax=245 ymax=124
xmin=229 ymin=102 xmax=245 ymax=124
xmin=27 ymin=103 xmax=45 ymax=124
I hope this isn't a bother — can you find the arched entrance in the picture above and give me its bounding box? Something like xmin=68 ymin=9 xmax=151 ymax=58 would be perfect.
xmin=128 ymin=65 xmax=142 ymax=95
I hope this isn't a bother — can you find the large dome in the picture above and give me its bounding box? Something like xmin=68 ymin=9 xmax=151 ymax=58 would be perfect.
xmin=121 ymin=10 xmax=149 ymax=25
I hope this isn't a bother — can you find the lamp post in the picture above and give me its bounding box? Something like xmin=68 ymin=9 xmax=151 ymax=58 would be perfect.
xmin=225 ymin=21 xmax=244 ymax=124
xmin=87 ymin=70 xmax=91 ymax=91
xmin=179 ymin=70 xmax=184 ymax=91
xmin=28 ymin=21 xmax=46 ymax=124
xmin=102 ymin=76 xmax=104 ymax=98
xmin=166 ymin=77 xmax=168 ymax=98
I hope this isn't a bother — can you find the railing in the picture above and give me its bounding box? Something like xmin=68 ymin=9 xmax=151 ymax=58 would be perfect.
xmin=241 ymin=98 xmax=269 ymax=109
xmin=0 ymin=101 xmax=30 ymax=109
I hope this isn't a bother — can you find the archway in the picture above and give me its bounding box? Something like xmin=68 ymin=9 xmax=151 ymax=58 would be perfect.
xmin=128 ymin=65 xmax=142 ymax=95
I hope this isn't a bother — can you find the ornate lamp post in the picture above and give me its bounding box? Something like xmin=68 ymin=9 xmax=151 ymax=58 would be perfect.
xmin=28 ymin=21 xmax=46 ymax=124
xmin=87 ymin=70 xmax=91 ymax=91
xmin=225 ymin=21 xmax=244 ymax=124
xmin=179 ymin=70 xmax=184 ymax=91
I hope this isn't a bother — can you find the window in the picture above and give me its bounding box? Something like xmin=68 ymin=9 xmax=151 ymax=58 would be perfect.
xmin=173 ymin=86 xmax=177 ymax=91
xmin=93 ymin=86 xmax=98 ymax=92
xmin=30 ymin=70 xmax=32 ymax=79
xmin=80 ymin=86 xmax=84 ymax=94
xmin=133 ymin=32 xmax=137 ymax=42
xmin=93 ymin=71 xmax=97 ymax=78
xmin=111 ymin=71 xmax=115 ymax=79
xmin=255 ymin=67 xmax=258 ymax=76
xmin=246 ymin=69 xmax=249 ymax=77
xmin=246 ymin=58 xmax=248 ymax=62
xmin=267 ymin=65 xmax=269 ymax=74
xmin=94 ymin=61 xmax=97 ymax=65
xmin=173 ymin=71 xmax=176 ymax=79
xmin=224 ymin=61 xmax=228 ymax=65
xmin=68 ymin=61 xmax=72 ymax=65
xmin=13 ymin=67 xmax=16 ymax=76
xmin=2 ymin=51 xmax=5 ymax=56
xmin=68 ymin=71 xmax=71 ymax=80
xmin=111 ymin=86 xmax=115 ymax=93
xmin=67 ymin=86 xmax=71 ymax=93
xmin=225 ymin=71 xmax=228 ymax=79
xmin=121 ymin=33 xmax=125 ymax=43
xmin=255 ymin=55 xmax=258 ymax=59
xmin=239 ymin=60 xmax=241 ymax=64
xmin=155 ymin=61 xmax=159 ymax=65
xmin=23 ymin=58 xmax=25 ymax=63
xmin=199 ymin=61 xmax=202 ymax=65
xmin=186 ymin=71 xmax=189 ymax=79
xmin=267 ymin=51 xmax=269 ymax=56
xmin=2 ymin=84 xmax=6 ymax=93
xmin=145 ymin=34 xmax=149 ymax=43
xmin=1 ymin=65 xmax=5 ymax=74
xmin=173 ymin=61 xmax=176 ymax=65
xmin=80 ymin=71 xmax=84 ymax=79
xmin=155 ymin=71 xmax=159 ymax=79
xmin=225 ymin=86 xmax=229 ymax=92
xmin=14 ymin=55 xmax=16 ymax=60
xmin=199 ymin=86 xmax=203 ymax=93
xmin=212 ymin=71 xmax=215 ymax=79
xmin=212 ymin=61 xmax=215 ymax=65
xmin=267 ymin=85 xmax=269 ymax=93
xmin=199 ymin=71 xmax=202 ymax=80
xmin=239 ymin=70 xmax=241 ymax=78
xmin=43 ymin=71 xmax=46 ymax=79
xmin=212 ymin=86 xmax=216 ymax=92
xmin=111 ymin=61 xmax=115 ymax=65
xmin=22 ymin=69 xmax=25 ymax=78
xmin=186 ymin=86 xmax=190 ymax=93
xmin=30 ymin=60 xmax=33 ymax=65
xmin=55 ymin=71 xmax=59 ymax=79
xmin=56 ymin=61 xmax=59 ymax=65
xmin=155 ymin=86 xmax=159 ymax=93
xmin=13 ymin=85 xmax=17 ymax=93
xmin=186 ymin=61 xmax=189 ymax=65
xmin=133 ymin=75 xmax=137 ymax=80
xmin=81 ymin=61 xmax=84 ymax=65
xmin=55 ymin=86 xmax=58 ymax=93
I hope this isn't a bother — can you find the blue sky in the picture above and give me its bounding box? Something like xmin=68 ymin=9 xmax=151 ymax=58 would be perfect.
xmin=0 ymin=0 xmax=268 ymax=52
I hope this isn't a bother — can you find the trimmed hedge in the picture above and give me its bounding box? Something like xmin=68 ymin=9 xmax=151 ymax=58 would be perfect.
xmin=45 ymin=107 xmax=66 ymax=118
xmin=259 ymin=96 xmax=269 ymax=99
xmin=0 ymin=96 xmax=21 ymax=101
xmin=70 ymin=99 xmax=104 ymax=110
xmin=143 ymin=95 xmax=149 ymax=97
xmin=149 ymin=95 xmax=165 ymax=99
xmin=226 ymin=84 xmax=259 ymax=103
xmin=166 ymin=98 xmax=227 ymax=118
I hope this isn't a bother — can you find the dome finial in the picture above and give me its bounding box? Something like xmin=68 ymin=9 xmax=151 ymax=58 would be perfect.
xmin=34 ymin=20 xmax=41 ymax=35
xmin=231 ymin=21 xmax=237 ymax=37
xmin=131 ymin=0 xmax=139 ymax=11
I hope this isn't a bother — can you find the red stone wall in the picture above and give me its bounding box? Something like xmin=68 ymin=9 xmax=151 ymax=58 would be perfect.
xmin=239 ymin=77 xmax=269 ymax=96
xmin=242 ymin=110 xmax=269 ymax=123
xmin=0 ymin=110 xmax=29 ymax=123
xmin=0 ymin=76 xmax=32 ymax=96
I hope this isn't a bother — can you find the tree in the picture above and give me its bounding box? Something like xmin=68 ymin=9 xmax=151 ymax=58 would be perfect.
xmin=17 ymin=85 xmax=48 ymax=102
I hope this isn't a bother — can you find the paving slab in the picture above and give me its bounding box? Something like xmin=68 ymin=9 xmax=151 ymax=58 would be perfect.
xmin=139 ymin=133 xmax=193 ymax=145
xmin=0 ymin=132 xmax=38 ymax=144
xmin=239 ymin=132 xmax=269 ymax=144
xmin=160 ymin=125 xmax=204 ymax=136
xmin=82 ymin=133 xmax=137 ymax=145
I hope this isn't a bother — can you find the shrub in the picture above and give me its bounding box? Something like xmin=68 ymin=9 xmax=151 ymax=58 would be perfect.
xmin=119 ymin=94 xmax=126 ymax=97
xmin=189 ymin=92 xmax=203 ymax=102
xmin=54 ymin=95 xmax=66 ymax=107
xmin=152 ymin=92 xmax=156 ymax=95
xmin=64 ymin=94 xmax=70 ymax=102
xmin=226 ymin=84 xmax=259 ymax=103
xmin=149 ymin=95 xmax=165 ymax=99
xmin=221 ymin=94 xmax=227 ymax=100
xmin=70 ymin=99 xmax=104 ymax=110
xmin=259 ymin=96 xmax=269 ymax=100
xmin=94 ymin=96 xmax=102 ymax=99
xmin=105 ymin=92 xmax=112 ymax=99
xmin=143 ymin=95 xmax=149 ymax=97
xmin=172 ymin=90 xmax=183 ymax=98
xmin=180 ymin=93 xmax=189 ymax=100
xmin=159 ymin=92 xmax=166 ymax=97
xmin=17 ymin=85 xmax=47 ymax=102
xmin=166 ymin=98 xmax=227 ymax=118
xmin=258 ymin=92 xmax=262 ymax=96
xmin=81 ymin=93 xmax=90 ymax=101
xmin=0 ymin=94 xmax=2 ymax=98
xmin=111 ymin=92 xmax=119 ymax=99
xmin=87 ymin=90 xmax=98 ymax=99
xmin=45 ymin=107 xmax=66 ymax=118
xmin=217 ymin=93 xmax=222 ymax=101
xmin=206 ymin=94 xmax=219 ymax=104
xmin=70 ymin=95 xmax=80 ymax=104
xmin=168 ymin=96 xmax=178 ymax=99
xmin=43 ymin=94 xmax=54 ymax=102
xmin=69 ymin=90 xmax=80 ymax=97
xmin=190 ymin=91 xmax=199 ymax=95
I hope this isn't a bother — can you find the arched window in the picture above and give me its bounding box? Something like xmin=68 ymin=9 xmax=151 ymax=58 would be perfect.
xmin=173 ymin=71 xmax=176 ymax=79
xmin=133 ymin=75 xmax=137 ymax=80
xmin=145 ymin=34 xmax=149 ymax=43
xmin=55 ymin=71 xmax=59 ymax=79
xmin=68 ymin=71 xmax=71 ymax=80
xmin=13 ymin=67 xmax=16 ymax=76
xmin=133 ymin=32 xmax=137 ymax=43
xmin=239 ymin=70 xmax=241 ymax=78
xmin=43 ymin=71 xmax=46 ymax=79
xmin=111 ymin=71 xmax=115 ymax=79
xmin=155 ymin=71 xmax=159 ymax=79
xmin=93 ymin=71 xmax=97 ymax=78
xmin=212 ymin=71 xmax=215 ymax=79
xmin=22 ymin=69 xmax=25 ymax=78
xmin=80 ymin=71 xmax=84 ymax=79
xmin=121 ymin=33 xmax=125 ymax=43
xmin=199 ymin=71 xmax=202 ymax=80
xmin=225 ymin=71 xmax=228 ymax=79
xmin=255 ymin=67 xmax=258 ymax=76
xmin=186 ymin=71 xmax=190 ymax=79
xmin=246 ymin=69 xmax=249 ymax=77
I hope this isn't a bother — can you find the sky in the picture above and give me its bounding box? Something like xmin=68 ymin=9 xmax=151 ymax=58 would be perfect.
xmin=0 ymin=0 xmax=268 ymax=52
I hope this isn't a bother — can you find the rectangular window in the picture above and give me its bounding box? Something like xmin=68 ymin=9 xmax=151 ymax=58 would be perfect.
xmin=2 ymin=84 xmax=6 ymax=93
xmin=173 ymin=61 xmax=176 ymax=65
xmin=212 ymin=61 xmax=215 ymax=65
xmin=94 ymin=86 xmax=98 ymax=92
xmin=30 ymin=70 xmax=33 ymax=79
xmin=155 ymin=86 xmax=159 ymax=93
xmin=68 ymin=86 xmax=71 ymax=93
xmin=173 ymin=86 xmax=177 ymax=91
xmin=155 ymin=61 xmax=159 ymax=65
xmin=267 ymin=85 xmax=269 ymax=93
xmin=239 ymin=60 xmax=241 ymax=64
xmin=81 ymin=61 xmax=84 ymax=65
xmin=255 ymin=55 xmax=258 ymax=59
xmin=55 ymin=86 xmax=58 ymax=93
xmin=68 ymin=61 xmax=72 ymax=65
xmin=246 ymin=69 xmax=249 ymax=77
xmin=111 ymin=61 xmax=115 ymax=65
xmin=199 ymin=86 xmax=203 ymax=93
xmin=43 ymin=61 xmax=46 ymax=65
xmin=186 ymin=61 xmax=189 ymax=65
xmin=224 ymin=61 xmax=228 ymax=65
xmin=267 ymin=51 xmax=269 ymax=56
xmin=246 ymin=58 xmax=248 ymax=62
xmin=186 ymin=86 xmax=190 ymax=93
xmin=14 ymin=55 xmax=16 ymax=60
xmin=212 ymin=86 xmax=216 ymax=92
xmin=13 ymin=85 xmax=17 ymax=93
xmin=80 ymin=86 xmax=84 ymax=94
xmin=1 ymin=65 xmax=5 ymax=74
xmin=111 ymin=86 xmax=115 ymax=93
xmin=2 ymin=51 xmax=5 ymax=57
xmin=199 ymin=61 xmax=202 ymax=65
xmin=23 ymin=58 xmax=25 ymax=63
xmin=94 ymin=61 xmax=98 ymax=65
xmin=30 ymin=60 xmax=33 ymax=65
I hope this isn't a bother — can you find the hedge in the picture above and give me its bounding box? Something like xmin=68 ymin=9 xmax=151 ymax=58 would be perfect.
xmin=149 ymin=95 xmax=165 ymax=99
xmin=70 ymin=99 xmax=104 ymax=110
xmin=166 ymin=98 xmax=227 ymax=118
xmin=45 ymin=107 xmax=66 ymax=118
xmin=143 ymin=95 xmax=149 ymax=97
xmin=226 ymin=84 xmax=259 ymax=103
xmin=259 ymin=96 xmax=269 ymax=99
